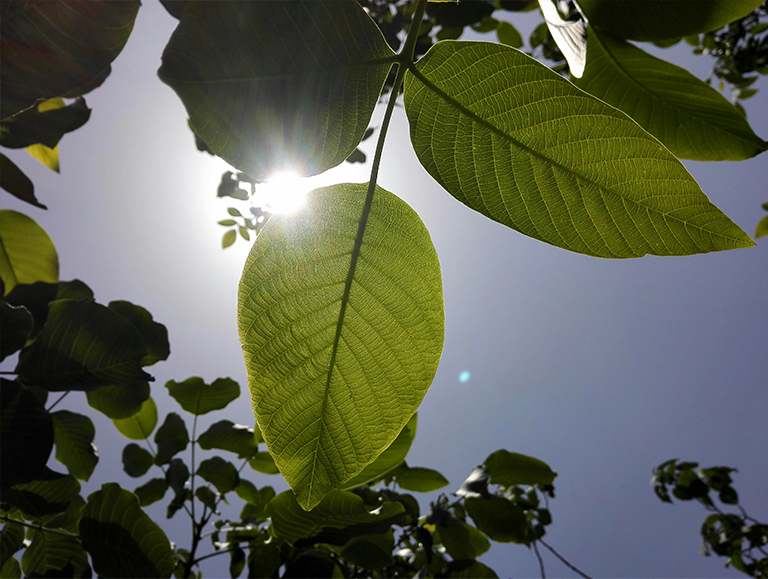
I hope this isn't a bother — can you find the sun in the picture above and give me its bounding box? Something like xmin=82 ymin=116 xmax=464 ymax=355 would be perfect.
xmin=255 ymin=171 xmax=308 ymax=215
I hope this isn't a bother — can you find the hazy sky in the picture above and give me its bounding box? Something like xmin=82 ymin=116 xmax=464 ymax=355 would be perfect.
xmin=2 ymin=2 xmax=767 ymax=577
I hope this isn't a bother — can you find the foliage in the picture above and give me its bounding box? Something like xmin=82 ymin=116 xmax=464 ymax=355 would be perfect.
xmin=652 ymin=460 xmax=768 ymax=577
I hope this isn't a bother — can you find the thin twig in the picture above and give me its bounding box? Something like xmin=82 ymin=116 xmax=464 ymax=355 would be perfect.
xmin=47 ymin=391 xmax=69 ymax=412
xmin=533 ymin=539 xmax=546 ymax=579
xmin=539 ymin=538 xmax=592 ymax=579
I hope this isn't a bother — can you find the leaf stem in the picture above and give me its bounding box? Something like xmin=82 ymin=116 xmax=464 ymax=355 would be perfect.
xmin=538 ymin=538 xmax=592 ymax=579
xmin=47 ymin=391 xmax=69 ymax=412
xmin=0 ymin=515 xmax=77 ymax=538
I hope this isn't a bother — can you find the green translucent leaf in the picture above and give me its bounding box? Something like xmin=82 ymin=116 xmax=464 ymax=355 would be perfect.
xmin=3 ymin=467 xmax=80 ymax=518
xmin=108 ymin=300 xmax=170 ymax=366
xmin=197 ymin=457 xmax=239 ymax=494
xmin=464 ymin=496 xmax=529 ymax=543
xmin=0 ymin=380 xmax=53 ymax=492
xmin=153 ymin=412 xmax=189 ymax=465
xmin=16 ymin=300 xmax=153 ymax=391
xmin=396 ymin=467 xmax=450 ymax=492
xmin=484 ymin=450 xmax=557 ymax=487
xmin=340 ymin=413 xmax=417 ymax=489
xmin=574 ymin=27 xmax=767 ymax=161
xmin=26 ymin=143 xmax=59 ymax=173
xmin=577 ymin=0 xmax=765 ymax=41
xmin=248 ymin=452 xmax=280 ymax=475
xmin=0 ymin=154 xmax=45 ymax=209
xmin=756 ymin=215 xmax=768 ymax=238
xmin=0 ymin=302 xmax=33 ymax=361
xmin=21 ymin=531 xmax=90 ymax=579
xmin=158 ymin=1 xmax=394 ymax=179
xmin=496 ymin=22 xmax=523 ymax=48
xmin=122 ymin=443 xmax=154 ymax=478
xmin=197 ymin=420 xmax=259 ymax=458
xmin=0 ymin=97 xmax=90 ymax=149
xmin=165 ymin=376 xmax=240 ymax=415
xmin=0 ymin=210 xmax=58 ymax=295
xmin=267 ymin=490 xmax=405 ymax=545
xmin=238 ymin=183 xmax=444 ymax=509
xmin=0 ymin=1 xmax=140 ymax=119
xmin=87 ymin=382 xmax=151 ymax=419
xmin=51 ymin=410 xmax=98 ymax=481
xmin=134 ymin=478 xmax=168 ymax=507
xmin=404 ymin=41 xmax=754 ymax=258
xmin=113 ymin=397 xmax=158 ymax=440
xmin=80 ymin=483 xmax=175 ymax=579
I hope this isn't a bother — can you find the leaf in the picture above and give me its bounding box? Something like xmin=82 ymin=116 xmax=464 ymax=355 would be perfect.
xmin=113 ymin=397 xmax=158 ymax=440
xmin=153 ymin=412 xmax=189 ymax=465
xmin=195 ymin=486 xmax=217 ymax=511
xmin=222 ymin=229 xmax=237 ymax=248
xmin=3 ymin=467 xmax=80 ymax=518
xmin=197 ymin=420 xmax=260 ymax=458
xmin=0 ymin=519 xmax=25 ymax=566
xmin=339 ymin=532 xmax=395 ymax=570
xmin=197 ymin=457 xmax=240 ymax=494
xmin=0 ymin=301 xmax=33 ymax=361
xmin=0 ymin=97 xmax=91 ymax=149
xmin=439 ymin=519 xmax=479 ymax=561
xmin=396 ymin=467 xmax=450 ymax=492
xmin=447 ymin=560 xmax=499 ymax=578
xmin=15 ymin=300 xmax=153 ymax=390
xmin=340 ymin=412 xmax=418 ymax=489
xmin=3 ymin=282 xmax=58 ymax=336
xmin=134 ymin=478 xmax=168 ymax=507
xmin=56 ymin=279 xmax=94 ymax=301
xmin=80 ymin=483 xmax=175 ymax=579
xmin=1 ymin=557 xmax=20 ymax=579
xmin=238 ymin=183 xmax=444 ymax=509
xmin=404 ymin=41 xmax=754 ymax=258
xmin=0 ymin=1 xmax=140 ymax=119
xmin=122 ymin=443 xmax=154 ymax=478
xmin=108 ymin=300 xmax=170 ymax=366
xmin=26 ymin=143 xmax=59 ymax=172
xmin=157 ymin=1 xmax=395 ymax=179
xmin=484 ymin=450 xmax=557 ymax=487
xmin=218 ymin=219 xmax=237 ymax=227
xmin=165 ymin=376 xmax=240 ymax=415
xmin=235 ymin=480 xmax=275 ymax=521
xmin=574 ymin=27 xmax=767 ymax=161
xmin=537 ymin=0 xmax=587 ymax=78
xmin=0 ymin=153 xmax=45 ymax=209
xmin=0 ymin=210 xmax=58 ymax=295
xmin=756 ymin=215 xmax=768 ymax=238
xmin=577 ymin=0 xmax=765 ymax=41
xmin=496 ymin=22 xmax=523 ymax=48
xmin=21 ymin=530 xmax=90 ymax=579
xmin=51 ymin=410 xmax=98 ymax=481
xmin=87 ymin=382 xmax=151 ymax=419
xmin=267 ymin=490 xmax=405 ymax=545
xmin=464 ymin=496 xmax=530 ymax=544
xmin=0 ymin=379 xmax=53 ymax=492
xmin=249 ymin=452 xmax=280 ymax=475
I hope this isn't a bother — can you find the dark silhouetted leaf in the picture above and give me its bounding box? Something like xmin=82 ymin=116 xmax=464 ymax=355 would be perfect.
xmin=122 ymin=443 xmax=154 ymax=478
xmin=0 ymin=210 xmax=58 ymax=295
xmin=108 ymin=300 xmax=170 ymax=366
xmin=339 ymin=531 xmax=394 ymax=570
xmin=3 ymin=467 xmax=80 ymax=518
xmin=0 ymin=301 xmax=33 ymax=361
xmin=0 ymin=154 xmax=45 ymax=209
xmin=197 ymin=420 xmax=259 ymax=458
xmin=465 ymin=496 xmax=529 ymax=544
xmin=197 ymin=457 xmax=239 ymax=494
xmin=166 ymin=458 xmax=191 ymax=519
xmin=3 ymin=281 xmax=57 ymax=337
xmin=153 ymin=412 xmax=189 ymax=465
xmin=21 ymin=530 xmax=90 ymax=578
xmin=1 ymin=97 xmax=91 ymax=149
xmin=165 ymin=376 xmax=240 ymax=415
xmin=134 ymin=478 xmax=168 ymax=507
xmin=87 ymin=382 xmax=151 ymax=419
xmin=56 ymin=279 xmax=94 ymax=301
xmin=52 ymin=410 xmax=98 ymax=481
xmin=195 ymin=486 xmax=217 ymax=511
xmin=113 ymin=397 xmax=158 ymax=440
xmin=447 ymin=560 xmax=499 ymax=578
xmin=484 ymin=450 xmax=557 ymax=488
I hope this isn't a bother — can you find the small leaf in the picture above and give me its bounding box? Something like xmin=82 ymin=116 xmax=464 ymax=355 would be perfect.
xmin=26 ymin=143 xmax=59 ymax=173
xmin=51 ymin=410 xmax=98 ymax=481
xmin=108 ymin=300 xmax=170 ymax=366
xmin=0 ymin=154 xmax=45 ymax=209
xmin=197 ymin=420 xmax=259 ymax=458
xmin=195 ymin=486 xmax=218 ymax=511
xmin=218 ymin=219 xmax=237 ymax=226
xmin=339 ymin=532 xmax=394 ymax=570
xmin=484 ymin=450 xmax=557 ymax=487
xmin=465 ymin=496 xmax=530 ymax=544
xmin=134 ymin=478 xmax=168 ymax=507
xmin=153 ymin=412 xmax=189 ymax=465
xmin=248 ymin=452 xmax=279 ymax=475
xmin=227 ymin=207 xmax=243 ymax=217
xmin=80 ymin=483 xmax=175 ymax=579
xmin=0 ymin=210 xmax=58 ymax=295
xmin=396 ymin=467 xmax=449 ymax=492
xmin=87 ymin=382 xmax=151 ymax=419
xmin=197 ymin=457 xmax=239 ymax=494
xmin=113 ymin=397 xmax=158 ymax=440
xmin=165 ymin=376 xmax=240 ymax=415
xmin=0 ymin=97 xmax=91 ymax=149
xmin=222 ymin=229 xmax=237 ymax=248
xmin=55 ymin=279 xmax=94 ymax=301
xmin=496 ymin=22 xmax=523 ymax=48
xmin=756 ymin=215 xmax=768 ymax=238
xmin=238 ymin=226 xmax=251 ymax=241
xmin=122 ymin=443 xmax=155 ymax=478
xmin=447 ymin=560 xmax=499 ymax=578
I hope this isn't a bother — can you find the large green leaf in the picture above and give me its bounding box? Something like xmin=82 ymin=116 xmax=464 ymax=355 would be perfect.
xmin=484 ymin=450 xmax=557 ymax=488
xmin=108 ymin=300 xmax=170 ymax=366
xmin=87 ymin=382 xmax=151 ymax=419
xmin=165 ymin=376 xmax=240 ymax=415
xmin=21 ymin=531 xmax=90 ymax=579
xmin=0 ymin=210 xmax=58 ymax=295
xmin=267 ymin=490 xmax=405 ymax=545
xmin=15 ymin=300 xmax=153 ymax=390
xmin=238 ymin=183 xmax=444 ymax=509
xmin=157 ymin=1 xmax=395 ymax=179
xmin=51 ymin=410 xmax=98 ymax=482
xmin=80 ymin=483 xmax=175 ymax=579
xmin=0 ymin=0 xmax=140 ymax=119
xmin=404 ymin=41 xmax=754 ymax=258
xmin=574 ymin=27 xmax=767 ymax=161
xmin=577 ymin=0 xmax=765 ymax=41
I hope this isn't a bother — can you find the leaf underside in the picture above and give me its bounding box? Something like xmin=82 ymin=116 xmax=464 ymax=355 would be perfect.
xmin=404 ymin=41 xmax=754 ymax=258
xmin=238 ymin=183 xmax=444 ymax=509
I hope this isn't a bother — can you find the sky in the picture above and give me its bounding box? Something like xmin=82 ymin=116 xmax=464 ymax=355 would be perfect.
xmin=2 ymin=2 xmax=767 ymax=577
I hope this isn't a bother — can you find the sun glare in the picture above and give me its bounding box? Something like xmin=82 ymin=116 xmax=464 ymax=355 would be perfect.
xmin=255 ymin=171 xmax=308 ymax=215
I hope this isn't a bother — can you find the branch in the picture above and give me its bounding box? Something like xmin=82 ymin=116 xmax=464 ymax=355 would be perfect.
xmin=538 ymin=538 xmax=592 ymax=579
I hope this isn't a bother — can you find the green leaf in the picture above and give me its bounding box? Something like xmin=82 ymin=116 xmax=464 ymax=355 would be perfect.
xmin=3 ymin=467 xmax=80 ymax=518
xmin=87 ymin=382 xmax=151 ymax=419
xmin=108 ymin=300 xmax=170 ymax=366
xmin=396 ymin=467 xmax=450 ymax=492
xmin=339 ymin=531 xmax=395 ymax=570
xmin=0 ymin=519 xmax=25 ymax=567
xmin=165 ymin=458 xmax=190 ymax=518
xmin=56 ymin=279 xmax=94 ymax=301
xmin=80 ymin=483 xmax=175 ymax=579
xmin=484 ymin=450 xmax=557 ymax=487
xmin=496 ymin=22 xmax=523 ymax=48
xmin=0 ymin=380 xmax=53 ymax=492
xmin=122 ymin=443 xmax=155 ymax=478
xmin=0 ymin=301 xmax=33 ymax=361
xmin=218 ymin=219 xmax=237 ymax=227
xmin=134 ymin=478 xmax=168 ymax=507
xmin=238 ymin=183 xmax=444 ymax=510
xmin=464 ymin=496 xmax=530 ymax=544
xmin=21 ymin=530 xmax=90 ymax=579
xmin=439 ymin=519 xmax=479 ymax=561
xmin=340 ymin=412 xmax=418 ymax=489
xmin=222 ymin=229 xmax=237 ymax=249
xmin=153 ymin=412 xmax=189 ymax=465
xmin=574 ymin=27 xmax=767 ymax=161
xmin=42 ymin=493 xmax=86 ymax=534
xmin=158 ymin=1 xmax=395 ymax=179
xmin=0 ymin=97 xmax=91 ymax=149
xmin=16 ymin=300 xmax=153 ymax=390
xmin=197 ymin=457 xmax=240 ymax=494
xmin=26 ymin=143 xmax=59 ymax=173
xmin=447 ymin=560 xmax=499 ymax=578
xmin=113 ymin=397 xmax=158 ymax=440
xmin=0 ymin=0 xmax=140 ymax=119
xmin=195 ymin=486 xmax=218 ymax=511
xmin=1 ymin=556 xmax=21 ymax=579
xmin=267 ymin=490 xmax=405 ymax=545
xmin=165 ymin=376 xmax=240 ymax=415
xmin=0 ymin=210 xmax=58 ymax=295
xmin=197 ymin=420 xmax=260 ymax=458
xmin=404 ymin=41 xmax=754 ymax=258
xmin=235 ymin=481 xmax=275 ymax=521
xmin=0 ymin=154 xmax=45 ymax=209
xmin=51 ymin=410 xmax=98 ymax=481
xmin=577 ymin=0 xmax=765 ymax=41
xmin=756 ymin=215 xmax=768 ymax=238
xmin=248 ymin=452 xmax=280 ymax=475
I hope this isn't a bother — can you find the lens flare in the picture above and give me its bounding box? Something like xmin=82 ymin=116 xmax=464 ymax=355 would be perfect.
xmin=256 ymin=171 xmax=308 ymax=215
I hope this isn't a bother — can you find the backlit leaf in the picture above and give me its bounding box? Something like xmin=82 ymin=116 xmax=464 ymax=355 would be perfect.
xmin=0 ymin=210 xmax=58 ymax=295
xmin=464 ymin=496 xmax=529 ymax=544
xmin=51 ymin=410 xmax=98 ymax=481
xmin=113 ymin=397 xmax=158 ymax=440
xmin=26 ymin=143 xmax=59 ymax=172
xmin=0 ymin=153 xmax=45 ymax=209
xmin=404 ymin=41 xmax=754 ymax=258
xmin=0 ymin=97 xmax=91 ymax=149
xmin=197 ymin=420 xmax=259 ymax=458
xmin=87 ymin=382 xmax=151 ymax=419
xmin=3 ymin=467 xmax=80 ymax=518
xmin=165 ymin=376 xmax=240 ymax=415
xmin=108 ymin=300 xmax=170 ymax=366
xmin=484 ymin=449 xmax=557 ymax=487
xmin=134 ymin=478 xmax=168 ymax=507
xmin=238 ymin=183 xmax=444 ymax=509
xmin=396 ymin=467 xmax=450 ymax=492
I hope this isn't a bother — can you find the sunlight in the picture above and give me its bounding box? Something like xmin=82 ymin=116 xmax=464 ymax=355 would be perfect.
xmin=254 ymin=171 xmax=308 ymax=215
